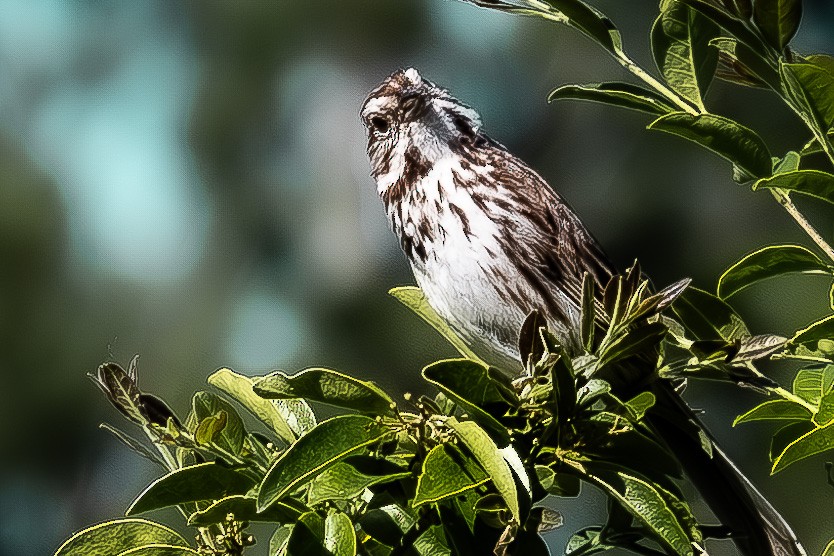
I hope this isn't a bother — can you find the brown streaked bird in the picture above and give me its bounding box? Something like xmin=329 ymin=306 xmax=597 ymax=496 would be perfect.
xmin=361 ymin=67 xmax=805 ymax=556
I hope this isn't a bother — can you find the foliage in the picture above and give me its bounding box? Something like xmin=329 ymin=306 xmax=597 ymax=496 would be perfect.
xmin=55 ymin=0 xmax=834 ymax=555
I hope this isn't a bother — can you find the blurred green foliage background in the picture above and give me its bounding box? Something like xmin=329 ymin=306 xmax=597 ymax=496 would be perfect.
xmin=1 ymin=1 xmax=833 ymax=554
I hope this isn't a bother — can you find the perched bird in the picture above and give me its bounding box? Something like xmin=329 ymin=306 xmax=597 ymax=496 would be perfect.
xmin=361 ymin=68 xmax=805 ymax=556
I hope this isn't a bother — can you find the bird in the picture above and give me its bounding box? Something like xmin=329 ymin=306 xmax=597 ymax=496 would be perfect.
xmin=360 ymin=68 xmax=806 ymax=556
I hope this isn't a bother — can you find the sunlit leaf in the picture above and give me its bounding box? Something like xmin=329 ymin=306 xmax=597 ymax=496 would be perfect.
xmin=718 ymin=244 xmax=831 ymax=298
xmin=781 ymin=61 xmax=834 ymax=134
xmin=672 ymin=286 xmax=749 ymax=341
xmin=548 ymin=82 xmax=675 ymax=114
xmin=651 ymin=0 xmax=719 ymax=111
xmin=126 ymin=462 xmax=256 ymax=516
xmin=255 ymin=368 xmax=395 ymax=416
xmin=192 ymin=391 xmax=245 ymax=455
xmin=790 ymin=316 xmax=834 ymax=346
xmin=414 ymin=444 xmax=489 ymax=507
xmin=447 ymin=418 xmax=520 ymax=522
xmin=54 ymin=519 xmax=189 ymax=556
xmin=648 ymin=112 xmax=772 ymax=178
xmin=186 ymin=495 xmax=301 ymax=526
xmin=324 ymin=509 xmax=357 ymax=556
xmin=792 ymin=366 xmax=834 ymax=406
xmin=258 ymin=415 xmax=390 ymax=511
xmin=208 ymin=368 xmax=297 ymax=443
xmin=389 ymin=286 xmax=485 ymax=363
xmin=625 ymin=391 xmax=656 ymax=421
xmin=752 ymin=0 xmax=802 ymax=50
xmin=307 ymin=457 xmax=410 ymax=506
xmin=753 ymin=170 xmax=834 ymax=206
xmin=116 ymin=546 xmax=200 ymax=556
xmin=734 ymin=400 xmax=813 ymax=425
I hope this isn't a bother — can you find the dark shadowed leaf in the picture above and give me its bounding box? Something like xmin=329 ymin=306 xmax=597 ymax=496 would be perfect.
xmin=548 ymin=82 xmax=675 ymax=114
xmin=734 ymin=400 xmax=814 ymax=424
xmin=414 ymin=444 xmax=489 ymax=507
xmin=547 ymin=0 xmax=623 ymax=53
xmin=254 ymin=368 xmax=395 ymax=416
xmin=677 ymin=0 xmax=769 ymax=54
xmin=258 ymin=415 xmax=390 ymax=511
xmin=648 ymin=112 xmax=772 ymax=178
xmin=307 ymin=457 xmax=410 ymax=506
xmin=88 ymin=362 xmax=144 ymax=424
xmin=192 ymin=392 xmax=245 ymax=455
xmin=127 ymin=462 xmax=256 ymax=516
xmin=718 ymin=244 xmax=831 ymax=298
xmin=772 ymin=420 xmax=834 ymax=474
xmin=581 ymin=272 xmax=596 ymax=351
xmin=208 ymin=368 xmax=297 ymax=443
xmin=447 ymin=417 xmax=520 ymax=522
xmin=752 ymin=0 xmax=802 ymax=50
xmin=720 ymin=0 xmax=752 ymax=18
xmin=286 ymin=512 xmax=329 ymax=556
xmin=651 ymin=0 xmax=719 ymax=111
xmin=389 ymin=286 xmax=484 ymax=362
xmin=54 ymin=519 xmax=189 ymax=556
xmin=186 ymin=495 xmax=301 ymax=526
xmin=597 ymin=322 xmax=667 ymax=369
xmin=672 ymin=286 xmax=749 ymax=341
xmin=753 ymin=170 xmax=834 ymax=205
xmin=519 ymin=310 xmax=546 ymax=367
xmin=711 ymin=37 xmax=781 ymax=89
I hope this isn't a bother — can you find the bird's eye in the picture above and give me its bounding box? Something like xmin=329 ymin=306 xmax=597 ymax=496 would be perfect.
xmin=370 ymin=116 xmax=390 ymax=134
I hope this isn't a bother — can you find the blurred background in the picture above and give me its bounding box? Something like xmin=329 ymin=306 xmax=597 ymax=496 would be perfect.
xmin=1 ymin=1 xmax=833 ymax=554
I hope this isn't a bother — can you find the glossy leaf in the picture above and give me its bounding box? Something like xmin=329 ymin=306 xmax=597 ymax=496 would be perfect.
xmin=790 ymin=316 xmax=834 ymax=346
xmin=207 ymin=368 xmax=297 ymax=443
xmin=548 ymin=82 xmax=675 ymax=114
xmin=186 ymin=495 xmax=301 ymax=526
xmin=753 ymin=170 xmax=834 ymax=205
xmin=771 ymin=420 xmax=834 ymax=474
xmin=734 ymin=400 xmax=813 ymax=424
xmin=254 ymin=368 xmax=395 ymax=416
xmin=781 ymin=61 xmax=834 ymax=133
xmin=648 ymin=112 xmax=772 ymax=178
xmin=324 ymin=509 xmax=357 ymax=556
xmin=672 ymin=286 xmax=749 ymax=341
xmin=54 ymin=519 xmax=189 ymax=556
xmin=815 ymin=391 xmax=834 ymax=426
xmin=127 ymin=462 xmax=256 ymax=516
xmin=792 ymin=366 xmax=834 ymax=405
xmin=710 ymin=37 xmax=780 ymax=89
xmin=116 ymin=546 xmax=200 ymax=556
xmin=192 ymin=391 xmax=245 ymax=455
xmin=677 ymin=0 xmax=769 ymax=54
xmin=752 ymin=0 xmax=802 ymax=50
xmin=414 ymin=444 xmax=489 ymax=507
xmin=422 ymin=359 xmax=514 ymax=444
xmin=625 ymin=391 xmax=656 ymax=421
xmin=823 ymin=538 xmax=834 ymax=556
xmin=447 ymin=418 xmax=520 ymax=522
xmin=718 ymin=244 xmax=831 ymax=298
xmin=257 ymin=415 xmax=390 ymax=511
xmin=651 ymin=0 xmax=719 ymax=111
xmin=307 ymin=458 xmax=411 ymax=506
xmin=389 ymin=286 xmax=484 ymax=362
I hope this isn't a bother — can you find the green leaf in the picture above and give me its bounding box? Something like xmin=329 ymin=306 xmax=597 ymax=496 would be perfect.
xmin=717 ymin=244 xmax=831 ymax=298
xmin=624 ymin=391 xmax=656 ymax=420
xmin=54 ymin=519 xmax=189 ymax=556
xmin=772 ymin=420 xmax=834 ymax=473
xmin=389 ymin=286 xmax=485 ymax=363
xmin=791 ymin=316 xmax=834 ymax=346
xmin=257 ymin=415 xmax=390 ymax=511
xmin=566 ymin=527 xmax=611 ymax=555
xmin=782 ymin=61 xmax=834 ymax=133
xmin=88 ymin=361 xmax=145 ymax=424
xmin=597 ymin=322 xmax=668 ymax=369
xmin=581 ymin=272 xmax=596 ymax=351
xmin=192 ymin=391 xmax=245 ymax=455
xmin=194 ymin=411 xmax=228 ymax=446
xmin=446 ymin=418 xmax=520 ymax=522
xmin=734 ymin=400 xmax=814 ymax=424
xmin=752 ymin=0 xmax=802 ymax=50
xmin=324 ymin=509 xmax=357 ymax=556
xmin=307 ymin=458 xmax=411 ymax=506
xmin=548 ymin=82 xmax=675 ymax=114
xmin=648 ymin=112 xmax=772 ymax=178
xmin=414 ymin=444 xmax=490 ymax=507
xmin=651 ymin=0 xmax=719 ymax=112
xmin=422 ymin=359 xmax=514 ymax=444
xmin=792 ymin=366 xmax=834 ymax=405
xmin=269 ymin=525 xmax=294 ymax=556
xmin=254 ymin=368 xmax=395 ymax=416
xmin=186 ymin=495 xmax=301 ymax=526
xmin=816 ymin=391 xmax=834 ymax=426
xmin=720 ymin=0 xmax=752 ymax=18
xmin=546 ymin=0 xmax=623 ymax=54
xmin=672 ymin=286 xmax=750 ymax=341
xmin=207 ymin=368 xmax=297 ymax=443
xmin=99 ymin=423 xmax=164 ymax=467
xmin=823 ymin=538 xmax=834 ymax=556
xmin=126 ymin=462 xmax=256 ymax=516
xmin=753 ymin=170 xmax=834 ymax=205
xmin=588 ymin=469 xmax=694 ymax=555
xmin=287 ymin=512 xmax=330 ymax=556
xmin=676 ymin=0 xmax=770 ymax=55
xmin=115 ymin=546 xmax=200 ymax=556
xmin=535 ymin=465 xmax=581 ymax=496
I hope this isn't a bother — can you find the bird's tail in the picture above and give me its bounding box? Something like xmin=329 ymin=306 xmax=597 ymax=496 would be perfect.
xmin=648 ymin=382 xmax=806 ymax=556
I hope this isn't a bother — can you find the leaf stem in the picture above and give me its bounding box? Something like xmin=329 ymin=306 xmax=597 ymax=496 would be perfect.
xmin=770 ymin=386 xmax=817 ymax=413
xmin=614 ymin=52 xmax=700 ymax=116
xmin=769 ymin=188 xmax=834 ymax=264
